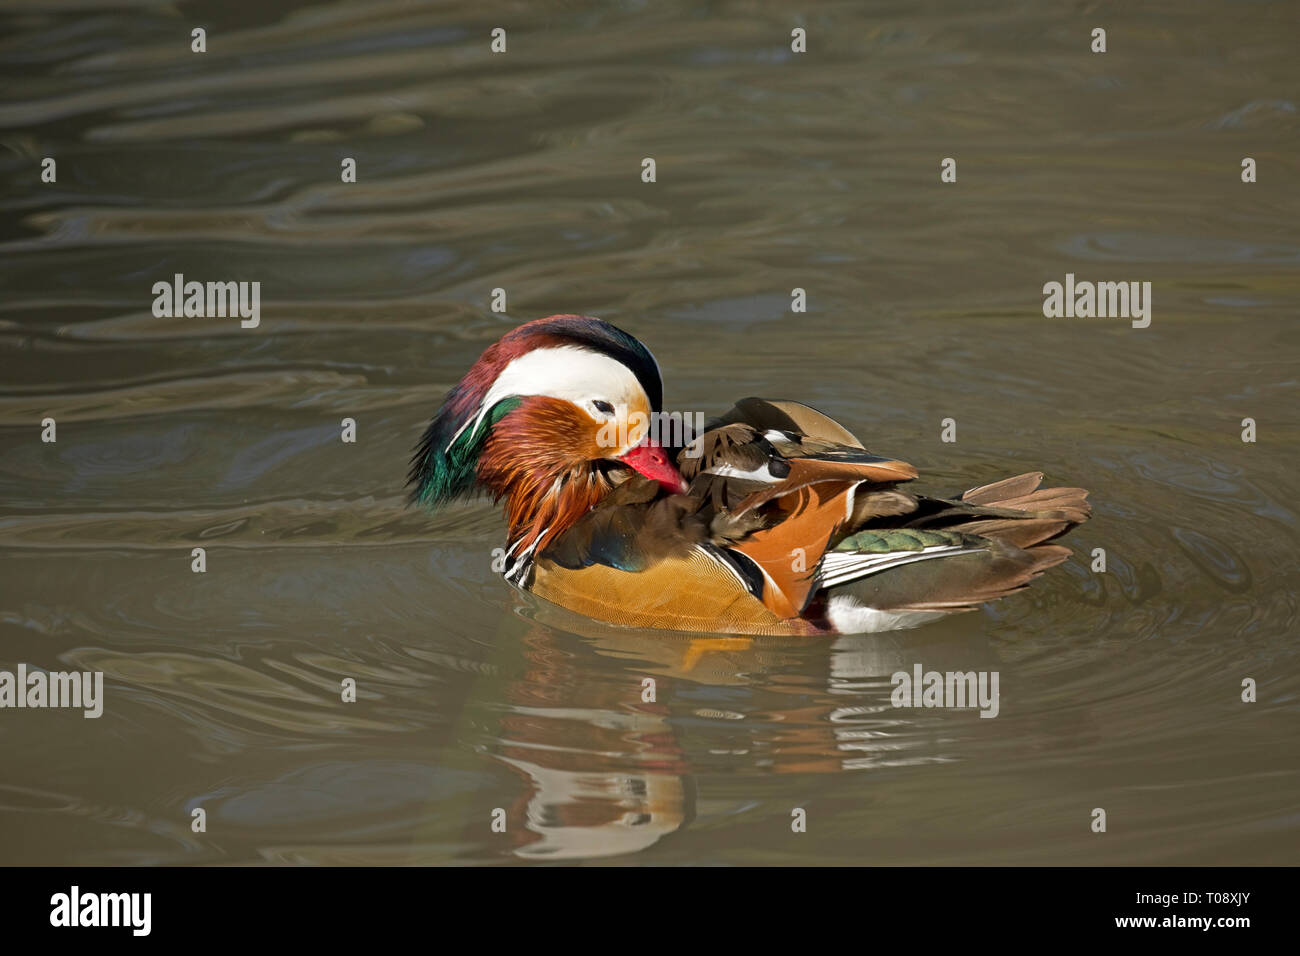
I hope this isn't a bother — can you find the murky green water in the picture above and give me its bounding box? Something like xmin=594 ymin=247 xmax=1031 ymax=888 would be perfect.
xmin=1 ymin=0 xmax=1297 ymax=864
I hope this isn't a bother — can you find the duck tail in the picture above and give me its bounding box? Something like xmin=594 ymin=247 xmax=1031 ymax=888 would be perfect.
xmin=945 ymin=471 xmax=1091 ymax=550
xmin=813 ymin=473 xmax=1090 ymax=631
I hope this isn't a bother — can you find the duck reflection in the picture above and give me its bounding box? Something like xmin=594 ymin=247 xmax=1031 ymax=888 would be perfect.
xmin=481 ymin=606 xmax=1000 ymax=860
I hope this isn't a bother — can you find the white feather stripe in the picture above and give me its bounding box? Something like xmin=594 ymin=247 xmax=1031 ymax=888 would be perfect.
xmin=816 ymin=545 xmax=982 ymax=589
xmin=704 ymin=462 xmax=782 ymax=482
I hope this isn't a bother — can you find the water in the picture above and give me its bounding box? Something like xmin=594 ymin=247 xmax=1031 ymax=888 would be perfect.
xmin=1 ymin=0 xmax=1297 ymax=864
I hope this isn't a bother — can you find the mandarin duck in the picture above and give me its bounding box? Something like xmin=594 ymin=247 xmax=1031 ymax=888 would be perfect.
xmin=409 ymin=315 xmax=1090 ymax=635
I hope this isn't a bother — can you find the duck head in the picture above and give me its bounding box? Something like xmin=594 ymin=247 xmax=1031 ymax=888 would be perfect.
xmin=408 ymin=315 xmax=689 ymax=556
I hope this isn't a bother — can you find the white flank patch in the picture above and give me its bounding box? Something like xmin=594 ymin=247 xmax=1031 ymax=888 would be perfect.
xmin=447 ymin=345 xmax=650 ymax=450
xmin=825 ymin=595 xmax=949 ymax=634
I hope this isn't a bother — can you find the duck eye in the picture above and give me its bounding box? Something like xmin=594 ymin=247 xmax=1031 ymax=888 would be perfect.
xmin=592 ymin=400 xmax=615 ymax=415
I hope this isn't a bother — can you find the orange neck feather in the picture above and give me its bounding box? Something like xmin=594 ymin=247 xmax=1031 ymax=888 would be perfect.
xmin=477 ymin=397 xmax=613 ymax=555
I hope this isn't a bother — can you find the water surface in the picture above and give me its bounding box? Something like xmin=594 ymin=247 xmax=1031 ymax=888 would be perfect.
xmin=1 ymin=0 xmax=1297 ymax=864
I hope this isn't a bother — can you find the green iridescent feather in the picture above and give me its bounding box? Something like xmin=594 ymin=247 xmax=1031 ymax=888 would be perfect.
xmin=409 ymin=396 xmax=522 ymax=508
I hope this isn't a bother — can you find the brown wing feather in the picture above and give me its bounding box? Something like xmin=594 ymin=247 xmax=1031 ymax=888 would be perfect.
xmin=954 ymin=472 xmax=1091 ymax=547
xmin=733 ymin=456 xmax=917 ymax=515
xmin=841 ymin=542 xmax=1072 ymax=613
xmin=713 ymin=397 xmax=866 ymax=448
xmin=671 ymin=399 xmax=921 ymax=617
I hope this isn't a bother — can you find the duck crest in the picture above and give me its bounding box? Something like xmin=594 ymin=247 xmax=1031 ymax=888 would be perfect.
xmin=407 ymin=390 xmax=521 ymax=509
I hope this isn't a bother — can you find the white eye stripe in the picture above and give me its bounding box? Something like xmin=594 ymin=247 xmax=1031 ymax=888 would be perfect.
xmin=447 ymin=346 xmax=648 ymax=450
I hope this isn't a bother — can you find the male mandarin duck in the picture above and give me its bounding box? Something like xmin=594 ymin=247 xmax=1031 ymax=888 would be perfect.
xmin=409 ymin=314 xmax=1090 ymax=635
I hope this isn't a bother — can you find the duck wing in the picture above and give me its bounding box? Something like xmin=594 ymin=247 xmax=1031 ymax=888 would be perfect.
xmin=677 ymin=399 xmax=916 ymax=616
xmin=678 ymin=399 xmax=1090 ymax=631
xmin=531 ymin=398 xmax=1089 ymax=635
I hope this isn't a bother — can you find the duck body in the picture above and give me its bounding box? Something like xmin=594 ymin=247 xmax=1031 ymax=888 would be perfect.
xmin=410 ymin=315 xmax=1090 ymax=635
